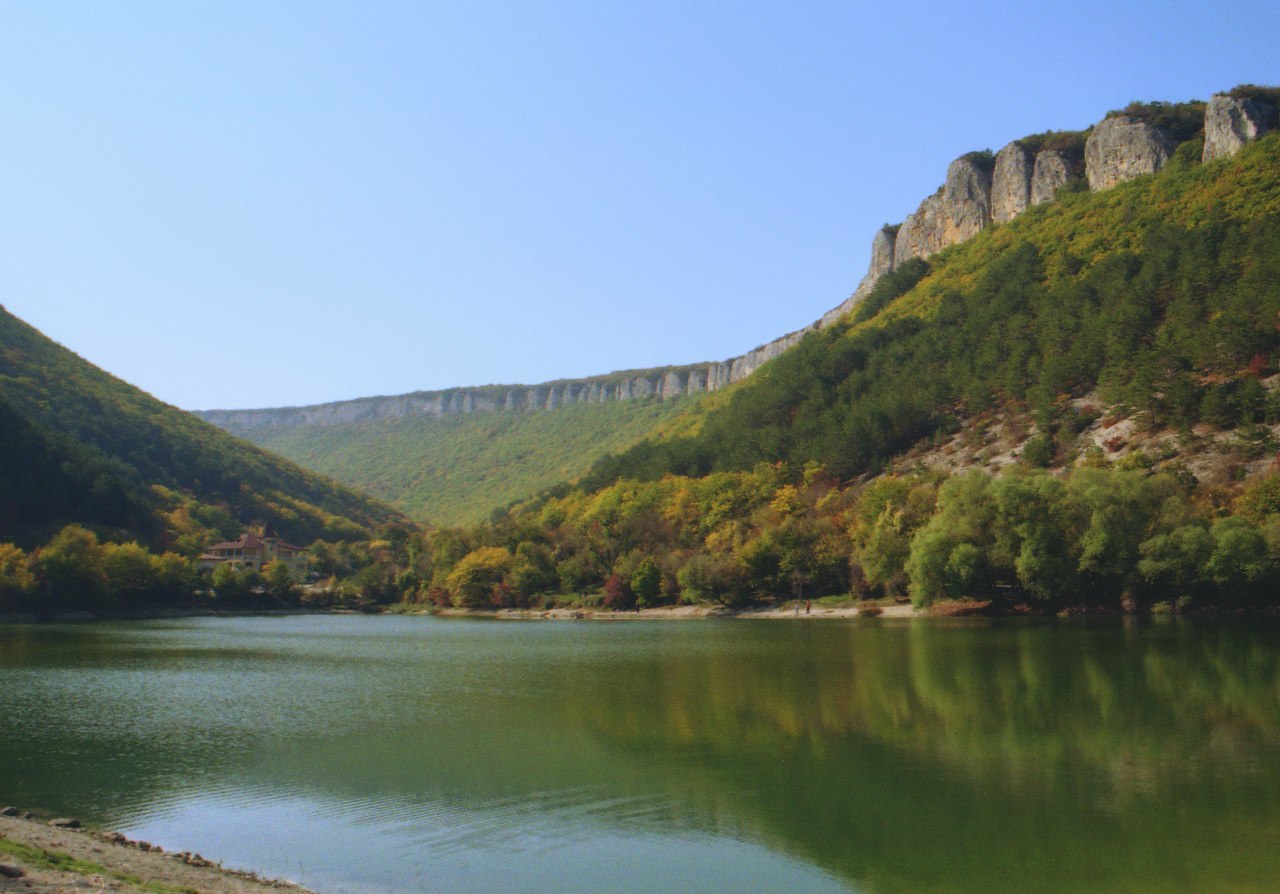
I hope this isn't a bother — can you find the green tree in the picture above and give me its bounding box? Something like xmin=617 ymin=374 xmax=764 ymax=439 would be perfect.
xmin=630 ymin=557 xmax=661 ymax=608
xmin=102 ymin=542 xmax=162 ymax=606
xmin=264 ymin=560 xmax=298 ymax=604
xmin=1206 ymin=517 xmax=1271 ymax=599
xmin=906 ymin=472 xmax=997 ymax=607
xmin=1237 ymin=469 xmax=1280 ymax=523
xmin=446 ymin=547 xmax=512 ymax=607
xmin=210 ymin=562 xmax=263 ymax=605
xmin=0 ymin=543 xmax=37 ymax=611
xmin=1138 ymin=524 xmax=1213 ymax=598
xmin=676 ymin=553 xmax=746 ymax=606
xmin=508 ymin=542 xmax=558 ymax=599
xmin=36 ymin=524 xmax=108 ymax=609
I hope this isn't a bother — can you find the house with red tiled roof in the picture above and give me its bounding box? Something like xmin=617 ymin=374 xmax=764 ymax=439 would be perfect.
xmin=197 ymin=522 xmax=307 ymax=580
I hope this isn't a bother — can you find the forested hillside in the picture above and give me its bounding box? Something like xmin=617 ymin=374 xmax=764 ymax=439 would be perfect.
xmin=335 ymin=131 xmax=1280 ymax=615
xmin=590 ymin=134 xmax=1280 ymax=485
xmin=245 ymin=397 xmax=695 ymax=525
xmin=0 ymin=307 xmax=405 ymax=551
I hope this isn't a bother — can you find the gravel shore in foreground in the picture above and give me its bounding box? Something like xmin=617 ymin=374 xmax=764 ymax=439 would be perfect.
xmin=0 ymin=811 xmax=314 ymax=894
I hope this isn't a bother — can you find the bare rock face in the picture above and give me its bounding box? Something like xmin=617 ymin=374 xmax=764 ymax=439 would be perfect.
xmin=821 ymin=223 xmax=899 ymax=327
xmin=894 ymin=191 xmax=944 ymax=265
xmin=728 ymin=327 xmax=814 ymax=382
xmin=1085 ymin=115 xmax=1170 ymax=191
xmin=941 ymin=155 xmax=993 ymax=244
xmin=199 ymin=324 xmax=826 ymax=433
xmin=992 ymin=142 xmax=1033 ymax=223
xmin=1203 ymin=93 xmax=1275 ymax=162
xmin=894 ymin=155 xmax=992 ymax=264
xmin=869 ymin=225 xmax=897 ymax=278
xmin=706 ymin=362 xmax=732 ymax=390
xmin=1030 ymin=149 xmax=1080 ymax=205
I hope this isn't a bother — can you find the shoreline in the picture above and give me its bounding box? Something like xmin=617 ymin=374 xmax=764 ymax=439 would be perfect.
xmin=0 ymin=808 xmax=314 ymax=894
xmin=4 ymin=599 xmax=1276 ymax=625
xmin=428 ymin=601 xmax=922 ymax=620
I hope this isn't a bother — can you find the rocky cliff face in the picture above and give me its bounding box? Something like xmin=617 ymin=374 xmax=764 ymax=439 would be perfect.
xmin=1030 ymin=149 xmax=1080 ymax=205
xmin=893 ymin=190 xmax=944 ymax=265
xmin=1203 ymin=93 xmax=1276 ymax=162
xmin=868 ymin=225 xmax=897 ymax=279
xmin=992 ymin=143 xmax=1033 ymax=223
xmin=200 ymin=325 xmax=819 ymax=432
xmin=894 ymin=156 xmax=993 ymax=266
xmin=1084 ymin=115 xmax=1170 ymax=191
xmin=202 ymin=86 xmax=1278 ymax=437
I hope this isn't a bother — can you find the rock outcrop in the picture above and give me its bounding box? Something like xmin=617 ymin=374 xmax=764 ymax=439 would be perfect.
xmin=819 ymin=225 xmax=898 ymax=327
xmin=868 ymin=225 xmax=897 ymax=280
xmin=893 ymin=190 xmax=944 ymax=265
xmin=991 ymin=142 xmax=1033 ymax=223
xmin=202 ymin=86 xmax=1275 ymax=438
xmin=1203 ymin=93 xmax=1275 ymax=162
xmin=199 ymin=324 xmax=820 ymax=433
xmin=941 ymin=155 xmax=993 ymax=243
xmin=1030 ymin=149 xmax=1080 ymax=205
xmin=1085 ymin=115 xmax=1170 ymax=191
xmin=895 ymin=156 xmax=992 ymax=265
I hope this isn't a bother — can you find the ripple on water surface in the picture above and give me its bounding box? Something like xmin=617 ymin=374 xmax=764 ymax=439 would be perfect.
xmin=4 ymin=615 xmax=1280 ymax=894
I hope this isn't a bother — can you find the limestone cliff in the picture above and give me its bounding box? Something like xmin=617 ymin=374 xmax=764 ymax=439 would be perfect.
xmin=202 ymin=85 xmax=1277 ymax=437
xmin=1030 ymin=148 xmax=1080 ymax=205
xmin=1084 ymin=115 xmax=1170 ymax=191
xmin=893 ymin=190 xmax=944 ymax=265
xmin=941 ymin=155 xmax=994 ymax=244
xmin=1203 ymin=93 xmax=1276 ymax=162
xmin=199 ymin=326 xmax=818 ymax=432
xmin=992 ymin=142 xmax=1033 ymax=223
xmin=868 ymin=225 xmax=897 ymax=280
xmin=894 ymin=155 xmax=993 ymax=266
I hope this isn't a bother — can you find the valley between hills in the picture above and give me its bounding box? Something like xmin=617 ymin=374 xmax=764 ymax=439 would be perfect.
xmin=5 ymin=85 xmax=1280 ymax=618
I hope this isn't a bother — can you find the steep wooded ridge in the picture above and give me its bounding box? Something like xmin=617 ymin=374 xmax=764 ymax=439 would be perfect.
xmin=584 ymin=88 xmax=1280 ymax=487
xmin=0 ymin=307 xmax=406 ymax=549
xmin=202 ymin=89 xmax=1277 ymax=434
xmin=200 ymin=87 xmax=1279 ymax=526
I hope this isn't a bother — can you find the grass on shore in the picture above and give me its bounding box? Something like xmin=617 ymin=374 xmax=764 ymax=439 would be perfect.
xmin=0 ymin=836 xmax=200 ymax=894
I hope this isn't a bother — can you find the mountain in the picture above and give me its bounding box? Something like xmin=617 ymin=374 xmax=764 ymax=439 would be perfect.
xmin=0 ymin=307 xmax=406 ymax=550
xmin=180 ymin=85 xmax=1280 ymax=615
xmin=229 ymin=396 xmax=697 ymax=526
xmin=201 ymin=88 xmax=1280 ymax=530
xmin=444 ymin=91 xmax=1280 ymax=612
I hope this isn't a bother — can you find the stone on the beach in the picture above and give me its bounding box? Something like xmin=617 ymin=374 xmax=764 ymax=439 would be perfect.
xmin=48 ymin=817 xmax=81 ymax=828
xmin=0 ymin=864 xmax=25 ymax=878
xmin=0 ymin=806 xmax=19 ymax=817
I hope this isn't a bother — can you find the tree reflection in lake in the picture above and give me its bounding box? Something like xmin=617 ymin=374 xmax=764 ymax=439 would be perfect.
xmin=2 ymin=616 xmax=1279 ymax=894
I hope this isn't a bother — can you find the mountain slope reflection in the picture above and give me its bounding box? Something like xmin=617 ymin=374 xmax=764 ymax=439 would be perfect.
xmin=2 ymin=616 xmax=1279 ymax=894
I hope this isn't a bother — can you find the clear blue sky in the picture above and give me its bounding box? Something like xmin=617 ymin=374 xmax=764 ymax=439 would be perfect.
xmin=2 ymin=1 xmax=1277 ymax=410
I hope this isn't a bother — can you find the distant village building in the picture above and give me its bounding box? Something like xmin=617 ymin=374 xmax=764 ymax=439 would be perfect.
xmin=197 ymin=522 xmax=307 ymax=579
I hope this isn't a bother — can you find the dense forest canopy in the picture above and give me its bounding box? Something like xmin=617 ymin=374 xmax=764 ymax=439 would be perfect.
xmin=0 ymin=306 xmax=404 ymax=551
xmin=7 ymin=111 xmax=1280 ymax=618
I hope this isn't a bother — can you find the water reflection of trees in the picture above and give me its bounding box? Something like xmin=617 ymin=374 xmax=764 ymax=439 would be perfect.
xmin=6 ymin=619 xmax=1280 ymax=894
xmin=571 ymin=619 xmax=1280 ymax=894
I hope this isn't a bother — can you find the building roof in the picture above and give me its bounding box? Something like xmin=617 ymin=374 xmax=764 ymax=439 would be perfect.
xmin=205 ymin=532 xmax=306 ymax=553
xmin=206 ymin=534 xmax=263 ymax=551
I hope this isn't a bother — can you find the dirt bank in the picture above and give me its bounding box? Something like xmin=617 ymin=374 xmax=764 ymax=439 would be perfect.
xmin=429 ymin=601 xmax=919 ymax=620
xmin=0 ymin=811 xmax=313 ymax=894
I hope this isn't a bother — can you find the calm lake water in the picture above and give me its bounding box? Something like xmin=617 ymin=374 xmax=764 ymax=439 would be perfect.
xmin=2 ymin=615 xmax=1280 ymax=894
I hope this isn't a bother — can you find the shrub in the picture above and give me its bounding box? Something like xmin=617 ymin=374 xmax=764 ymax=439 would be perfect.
xmin=602 ymin=573 xmax=635 ymax=610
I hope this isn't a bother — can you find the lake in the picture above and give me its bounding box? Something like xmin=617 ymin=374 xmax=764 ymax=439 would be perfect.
xmin=2 ymin=615 xmax=1279 ymax=893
